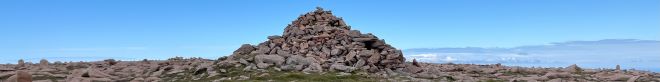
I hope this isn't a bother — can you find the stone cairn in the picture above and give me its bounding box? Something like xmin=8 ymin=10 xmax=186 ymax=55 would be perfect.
xmin=218 ymin=7 xmax=407 ymax=73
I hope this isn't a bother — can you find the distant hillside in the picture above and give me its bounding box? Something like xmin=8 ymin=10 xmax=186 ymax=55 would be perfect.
xmin=403 ymin=39 xmax=660 ymax=72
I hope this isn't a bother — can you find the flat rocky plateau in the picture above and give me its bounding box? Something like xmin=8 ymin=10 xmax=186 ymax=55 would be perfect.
xmin=2 ymin=7 xmax=659 ymax=82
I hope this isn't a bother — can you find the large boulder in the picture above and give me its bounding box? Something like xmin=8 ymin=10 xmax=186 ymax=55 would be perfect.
xmin=234 ymin=44 xmax=256 ymax=55
xmin=254 ymin=55 xmax=285 ymax=68
xmin=542 ymin=72 xmax=571 ymax=79
xmin=330 ymin=63 xmax=356 ymax=72
xmin=403 ymin=64 xmax=423 ymax=73
xmin=4 ymin=70 xmax=32 ymax=82
xmin=563 ymin=64 xmax=582 ymax=73
xmin=412 ymin=59 xmax=420 ymax=67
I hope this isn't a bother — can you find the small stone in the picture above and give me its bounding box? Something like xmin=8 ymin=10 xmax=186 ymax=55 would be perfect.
xmin=412 ymin=59 xmax=420 ymax=67
xmin=256 ymin=63 xmax=272 ymax=69
xmin=17 ymin=59 xmax=25 ymax=68
xmin=354 ymin=59 xmax=366 ymax=68
xmin=39 ymin=59 xmax=49 ymax=67
xmin=238 ymin=58 xmax=249 ymax=65
xmin=330 ymin=49 xmax=342 ymax=56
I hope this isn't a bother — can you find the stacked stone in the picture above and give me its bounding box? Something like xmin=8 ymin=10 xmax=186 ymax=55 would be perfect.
xmin=219 ymin=7 xmax=406 ymax=73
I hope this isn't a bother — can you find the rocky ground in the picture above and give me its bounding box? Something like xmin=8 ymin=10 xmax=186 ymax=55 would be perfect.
xmin=1 ymin=58 xmax=659 ymax=82
xmin=2 ymin=7 xmax=660 ymax=82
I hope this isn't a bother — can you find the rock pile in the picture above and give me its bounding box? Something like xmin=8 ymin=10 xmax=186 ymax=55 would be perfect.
xmin=218 ymin=7 xmax=406 ymax=73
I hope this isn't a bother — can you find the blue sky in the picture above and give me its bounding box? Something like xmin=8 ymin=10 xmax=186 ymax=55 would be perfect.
xmin=0 ymin=0 xmax=658 ymax=63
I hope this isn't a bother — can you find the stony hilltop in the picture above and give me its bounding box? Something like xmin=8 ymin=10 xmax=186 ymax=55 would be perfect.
xmin=216 ymin=7 xmax=407 ymax=74
xmin=1 ymin=7 xmax=660 ymax=82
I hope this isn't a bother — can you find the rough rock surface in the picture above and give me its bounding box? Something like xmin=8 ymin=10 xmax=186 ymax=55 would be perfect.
xmin=39 ymin=59 xmax=49 ymax=67
xmin=3 ymin=70 xmax=32 ymax=82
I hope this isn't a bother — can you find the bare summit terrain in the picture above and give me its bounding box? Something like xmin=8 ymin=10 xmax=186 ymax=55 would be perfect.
xmin=1 ymin=7 xmax=659 ymax=82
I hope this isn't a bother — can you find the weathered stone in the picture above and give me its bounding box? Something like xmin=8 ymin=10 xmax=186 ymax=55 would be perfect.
xmin=256 ymin=63 xmax=272 ymax=69
xmin=367 ymin=54 xmax=381 ymax=64
xmin=39 ymin=59 xmax=49 ymax=67
xmin=353 ymin=38 xmax=376 ymax=42
xmin=276 ymin=50 xmax=291 ymax=57
xmin=616 ymin=64 xmax=621 ymax=71
xmin=412 ymin=59 xmax=420 ymax=67
xmin=330 ymin=63 xmax=356 ymax=72
xmin=4 ymin=70 xmax=32 ymax=82
xmin=18 ymin=70 xmax=32 ymax=82
xmin=254 ymin=55 xmax=285 ymax=67
xmin=321 ymin=47 xmax=331 ymax=56
xmin=563 ymin=64 xmax=582 ymax=73
xmin=354 ymin=59 xmax=366 ymax=68
xmin=627 ymin=76 xmax=640 ymax=82
xmin=358 ymin=50 xmax=374 ymax=57
xmin=267 ymin=35 xmax=282 ymax=40
xmin=403 ymin=64 xmax=422 ymax=73
xmin=345 ymin=50 xmax=357 ymax=62
xmin=302 ymin=63 xmax=323 ymax=73
xmin=348 ymin=30 xmax=361 ymax=37
xmin=257 ymin=44 xmax=271 ymax=54
xmin=87 ymin=68 xmax=115 ymax=78
xmin=286 ymin=55 xmax=306 ymax=65
xmin=542 ymin=72 xmax=571 ymax=79
xmin=300 ymin=42 xmax=309 ymax=49
xmin=234 ymin=44 xmax=256 ymax=55
xmin=330 ymin=48 xmax=342 ymax=56
xmin=17 ymin=59 xmax=25 ymax=68
xmin=238 ymin=58 xmax=249 ymax=65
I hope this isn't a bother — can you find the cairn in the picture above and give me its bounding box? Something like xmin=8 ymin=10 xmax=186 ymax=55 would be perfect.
xmin=218 ymin=7 xmax=406 ymax=73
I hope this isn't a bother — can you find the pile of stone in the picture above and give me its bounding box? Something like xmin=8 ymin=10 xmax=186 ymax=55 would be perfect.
xmin=218 ymin=7 xmax=406 ymax=73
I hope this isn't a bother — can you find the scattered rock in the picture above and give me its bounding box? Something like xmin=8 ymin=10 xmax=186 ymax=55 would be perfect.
xmin=412 ymin=59 xmax=420 ymax=67
xmin=543 ymin=72 xmax=571 ymax=79
xmin=39 ymin=59 xmax=49 ymax=67
xmin=403 ymin=64 xmax=422 ymax=73
xmin=563 ymin=64 xmax=582 ymax=73
xmin=4 ymin=70 xmax=32 ymax=82
xmin=17 ymin=59 xmax=25 ymax=68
